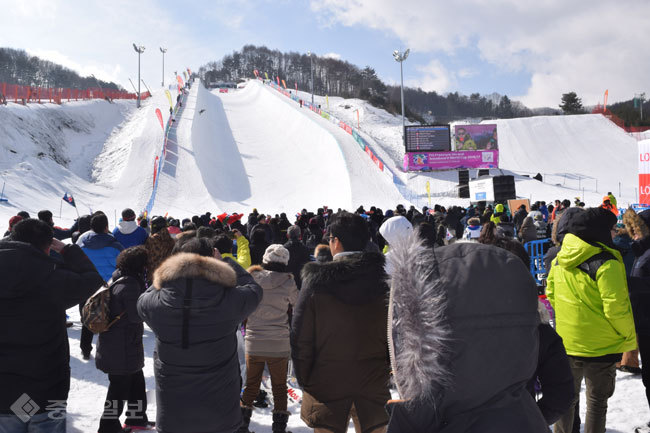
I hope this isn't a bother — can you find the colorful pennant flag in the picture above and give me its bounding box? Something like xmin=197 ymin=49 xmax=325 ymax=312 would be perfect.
xmin=155 ymin=108 xmax=164 ymax=130
xmin=62 ymin=192 xmax=76 ymax=207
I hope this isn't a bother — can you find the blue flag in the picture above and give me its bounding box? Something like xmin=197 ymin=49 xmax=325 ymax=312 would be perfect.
xmin=62 ymin=192 xmax=76 ymax=208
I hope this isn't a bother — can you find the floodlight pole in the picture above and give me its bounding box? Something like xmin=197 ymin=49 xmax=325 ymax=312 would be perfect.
xmin=393 ymin=48 xmax=410 ymax=147
xmin=160 ymin=47 xmax=167 ymax=87
xmin=308 ymin=51 xmax=314 ymax=105
xmin=133 ymin=43 xmax=145 ymax=108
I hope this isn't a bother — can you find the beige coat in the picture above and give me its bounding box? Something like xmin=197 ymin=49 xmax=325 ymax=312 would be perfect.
xmin=246 ymin=265 xmax=299 ymax=356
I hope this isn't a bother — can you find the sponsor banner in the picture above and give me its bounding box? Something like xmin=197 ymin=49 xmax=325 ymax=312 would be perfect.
xmin=639 ymin=140 xmax=650 ymax=204
xmin=404 ymin=150 xmax=499 ymax=171
xmin=219 ymin=88 xmax=228 ymax=93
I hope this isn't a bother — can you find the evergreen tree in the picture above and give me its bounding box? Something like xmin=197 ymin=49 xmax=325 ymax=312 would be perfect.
xmin=559 ymin=92 xmax=584 ymax=114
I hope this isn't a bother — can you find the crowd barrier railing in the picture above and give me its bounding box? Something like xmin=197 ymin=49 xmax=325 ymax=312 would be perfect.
xmin=0 ymin=82 xmax=150 ymax=105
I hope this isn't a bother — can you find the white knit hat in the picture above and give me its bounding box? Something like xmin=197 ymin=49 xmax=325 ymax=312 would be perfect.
xmin=263 ymin=244 xmax=290 ymax=265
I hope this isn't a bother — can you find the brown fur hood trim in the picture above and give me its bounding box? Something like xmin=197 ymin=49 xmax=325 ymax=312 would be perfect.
xmin=153 ymin=253 xmax=237 ymax=289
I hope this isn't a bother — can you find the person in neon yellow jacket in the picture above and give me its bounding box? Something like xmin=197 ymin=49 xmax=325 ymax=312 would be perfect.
xmin=547 ymin=207 xmax=636 ymax=433
xmin=490 ymin=203 xmax=506 ymax=225
xmin=215 ymin=229 xmax=252 ymax=269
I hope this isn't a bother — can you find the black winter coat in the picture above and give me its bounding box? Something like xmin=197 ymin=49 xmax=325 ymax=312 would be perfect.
xmin=137 ymin=254 xmax=262 ymax=433
xmin=95 ymin=270 xmax=146 ymax=375
xmin=527 ymin=323 xmax=574 ymax=424
xmin=514 ymin=208 xmax=528 ymax=232
xmin=0 ymin=242 xmax=103 ymax=414
xmin=283 ymin=239 xmax=312 ymax=289
xmin=629 ymin=236 xmax=650 ymax=336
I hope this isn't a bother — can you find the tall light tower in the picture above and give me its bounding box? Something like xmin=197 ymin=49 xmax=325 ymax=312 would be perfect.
xmin=160 ymin=47 xmax=167 ymax=87
xmin=133 ymin=43 xmax=145 ymax=108
xmin=636 ymin=92 xmax=646 ymax=121
xmin=307 ymin=51 xmax=314 ymax=105
xmin=393 ymin=48 xmax=410 ymax=146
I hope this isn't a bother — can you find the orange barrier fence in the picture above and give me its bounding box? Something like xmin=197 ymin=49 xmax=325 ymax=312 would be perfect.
xmin=0 ymin=82 xmax=150 ymax=105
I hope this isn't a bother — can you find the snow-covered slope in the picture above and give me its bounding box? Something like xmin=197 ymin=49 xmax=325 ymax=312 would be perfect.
xmin=149 ymin=81 xmax=353 ymax=215
xmin=0 ymin=78 xmax=641 ymax=232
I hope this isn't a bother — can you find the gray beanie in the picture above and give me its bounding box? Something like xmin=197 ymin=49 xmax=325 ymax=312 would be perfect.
xmin=263 ymin=244 xmax=290 ymax=265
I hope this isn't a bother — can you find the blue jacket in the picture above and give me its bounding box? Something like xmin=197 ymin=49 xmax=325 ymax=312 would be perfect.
xmin=76 ymin=231 xmax=124 ymax=282
xmin=112 ymin=220 xmax=148 ymax=249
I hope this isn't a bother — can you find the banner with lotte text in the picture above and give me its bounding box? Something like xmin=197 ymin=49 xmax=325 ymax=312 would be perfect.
xmin=639 ymin=140 xmax=650 ymax=204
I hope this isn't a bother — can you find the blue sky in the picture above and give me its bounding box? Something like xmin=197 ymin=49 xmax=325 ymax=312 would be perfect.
xmin=1 ymin=0 xmax=648 ymax=108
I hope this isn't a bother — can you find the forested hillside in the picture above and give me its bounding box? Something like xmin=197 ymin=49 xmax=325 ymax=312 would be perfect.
xmin=0 ymin=47 xmax=121 ymax=90
xmin=198 ymin=45 xmax=535 ymax=123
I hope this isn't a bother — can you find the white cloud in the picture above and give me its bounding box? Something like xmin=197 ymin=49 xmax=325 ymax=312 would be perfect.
xmin=310 ymin=0 xmax=650 ymax=107
xmin=0 ymin=0 xmax=213 ymax=91
xmin=323 ymin=52 xmax=342 ymax=60
xmin=406 ymin=60 xmax=455 ymax=93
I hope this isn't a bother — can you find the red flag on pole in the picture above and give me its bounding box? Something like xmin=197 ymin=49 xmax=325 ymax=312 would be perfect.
xmin=155 ymin=108 xmax=164 ymax=131
xmin=295 ymin=82 xmax=298 ymax=91
xmin=277 ymin=76 xmax=280 ymax=86
xmin=604 ymin=90 xmax=609 ymax=112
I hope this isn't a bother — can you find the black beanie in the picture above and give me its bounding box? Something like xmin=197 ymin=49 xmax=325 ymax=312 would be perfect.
xmin=568 ymin=207 xmax=617 ymax=248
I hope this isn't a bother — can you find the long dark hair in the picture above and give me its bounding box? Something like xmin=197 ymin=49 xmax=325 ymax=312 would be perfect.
xmin=478 ymin=221 xmax=497 ymax=245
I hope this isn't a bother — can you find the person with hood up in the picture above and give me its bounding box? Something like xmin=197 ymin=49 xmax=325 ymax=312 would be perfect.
xmin=379 ymin=215 xmax=413 ymax=276
xmin=137 ymin=237 xmax=263 ymax=433
xmin=239 ymin=244 xmax=299 ymax=433
xmin=601 ymin=195 xmax=619 ymax=216
xmin=547 ymin=207 xmax=636 ymax=433
xmin=291 ymin=211 xmax=391 ymax=433
xmin=490 ymin=203 xmax=506 ymax=225
xmin=112 ymin=208 xmax=148 ymax=248
xmin=462 ymin=217 xmax=482 ymax=241
xmin=384 ymin=234 xmax=549 ymax=432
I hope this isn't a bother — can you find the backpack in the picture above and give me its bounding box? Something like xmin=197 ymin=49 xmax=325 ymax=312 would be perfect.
xmin=81 ymin=277 xmax=127 ymax=334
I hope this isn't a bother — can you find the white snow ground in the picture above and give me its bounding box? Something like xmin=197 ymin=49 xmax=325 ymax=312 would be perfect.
xmin=0 ymin=78 xmax=648 ymax=431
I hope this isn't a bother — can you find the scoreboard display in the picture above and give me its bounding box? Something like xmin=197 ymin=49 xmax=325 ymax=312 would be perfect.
xmin=404 ymin=125 xmax=451 ymax=152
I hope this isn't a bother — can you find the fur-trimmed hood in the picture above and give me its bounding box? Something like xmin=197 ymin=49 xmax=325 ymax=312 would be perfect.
xmin=153 ymin=253 xmax=237 ymax=289
xmin=387 ymin=234 xmax=541 ymax=428
xmin=300 ymin=252 xmax=388 ymax=305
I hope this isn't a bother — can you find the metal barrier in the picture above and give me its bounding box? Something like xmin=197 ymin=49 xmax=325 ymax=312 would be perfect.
xmin=524 ymin=238 xmax=551 ymax=285
xmin=0 ymin=82 xmax=150 ymax=105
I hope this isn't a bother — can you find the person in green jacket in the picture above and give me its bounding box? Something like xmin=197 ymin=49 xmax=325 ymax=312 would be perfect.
xmin=547 ymin=207 xmax=636 ymax=433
